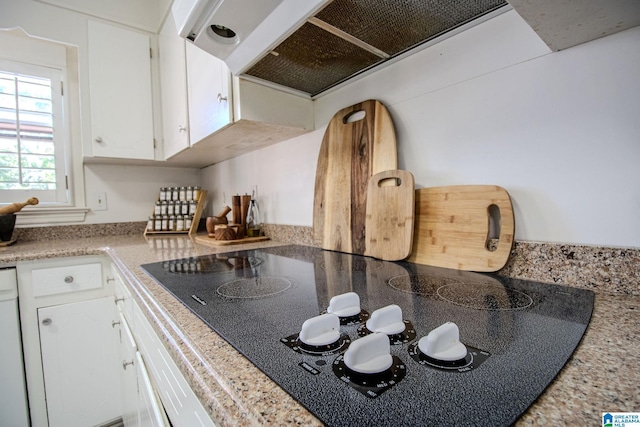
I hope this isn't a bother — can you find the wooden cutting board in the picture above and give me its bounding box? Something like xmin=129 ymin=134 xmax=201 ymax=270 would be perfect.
xmin=313 ymin=100 xmax=398 ymax=255
xmin=364 ymin=170 xmax=415 ymax=261
xmin=407 ymin=185 xmax=515 ymax=272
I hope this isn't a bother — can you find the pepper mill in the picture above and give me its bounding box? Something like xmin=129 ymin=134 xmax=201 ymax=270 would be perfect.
xmin=240 ymin=194 xmax=251 ymax=237
xmin=231 ymin=195 xmax=241 ymax=225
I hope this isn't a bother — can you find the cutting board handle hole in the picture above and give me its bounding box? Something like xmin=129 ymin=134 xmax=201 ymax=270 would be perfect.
xmin=343 ymin=110 xmax=366 ymax=124
xmin=377 ymin=177 xmax=401 ymax=187
xmin=486 ymin=204 xmax=501 ymax=252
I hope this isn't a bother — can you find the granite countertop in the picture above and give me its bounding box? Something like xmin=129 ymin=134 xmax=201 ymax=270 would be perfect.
xmin=2 ymin=234 xmax=638 ymax=426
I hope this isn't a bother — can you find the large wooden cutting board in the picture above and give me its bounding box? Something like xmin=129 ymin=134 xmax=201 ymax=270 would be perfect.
xmin=313 ymin=100 xmax=398 ymax=255
xmin=407 ymin=185 xmax=515 ymax=272
xmin=364 ymin=170 xmax=415 ymax=261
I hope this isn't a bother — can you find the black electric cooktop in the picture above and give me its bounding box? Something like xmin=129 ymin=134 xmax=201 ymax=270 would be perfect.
xmin=141 ymin=245 xmax=594 ymax=426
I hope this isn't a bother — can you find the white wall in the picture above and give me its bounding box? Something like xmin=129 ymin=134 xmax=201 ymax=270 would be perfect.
xmin=203 ymin=11 xmax=640 ymax=248
xmin=83 ymin=164 xmax=201 ymax=224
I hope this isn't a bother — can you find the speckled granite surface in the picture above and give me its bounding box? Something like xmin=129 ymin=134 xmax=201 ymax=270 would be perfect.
xmin=1 ymin=224 xmax=638 ymax=426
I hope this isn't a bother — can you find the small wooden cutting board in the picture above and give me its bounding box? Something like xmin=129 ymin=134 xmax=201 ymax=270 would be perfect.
xmin=313 ymin=99 xmax=398 ymax=255
xmin=407 ymin=185 xmax=515 ymax=272
xmin=364 ymin=170 xmax=415 ymax=261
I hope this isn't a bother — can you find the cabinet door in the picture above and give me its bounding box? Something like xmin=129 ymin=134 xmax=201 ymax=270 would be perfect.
xmin=136 ymin=351 xmax=171 ymax=427
xmin=186 ymin=42 xmax=232 ymax=144
xmin=0 ymin=269 xmax=29 ymax=427
xmin=38 ymin=296 xmax=122 ymax=427
xmin=88 ymin=20 xmax=155 ymax=160
xmin=117 ymin=312 xmax=139 ymax=427
xmin=159 ymin=13 xmax=190 ymax=159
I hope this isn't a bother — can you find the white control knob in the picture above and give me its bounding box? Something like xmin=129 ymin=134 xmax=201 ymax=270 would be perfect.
xmin=366 ymin=304 xmax=405 ymax=335
xmin=299 ymin=313 xmax=340 ymax=346
xmin=327 ymin=292 xmax=361 ymax=317
xmin=344 ymin=332 xmax=393 ymax=374
xmin=418 ymin=322 xmax=467 ymax=361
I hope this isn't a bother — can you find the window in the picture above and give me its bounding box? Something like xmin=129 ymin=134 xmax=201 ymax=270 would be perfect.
xmin=0 ymin=59 xmax=68 ymax=204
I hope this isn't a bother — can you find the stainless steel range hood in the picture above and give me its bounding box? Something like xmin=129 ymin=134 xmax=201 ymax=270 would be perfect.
xmin=173 ymin=0 xmax=640 ymax=98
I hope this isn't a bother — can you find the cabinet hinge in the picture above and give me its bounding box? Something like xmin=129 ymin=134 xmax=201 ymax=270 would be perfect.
xmin=153 ymin=138 xmax=157 ymax=149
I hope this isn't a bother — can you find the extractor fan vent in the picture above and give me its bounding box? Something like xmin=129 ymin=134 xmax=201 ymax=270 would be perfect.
xmin=245 ymin=0 xmax=508 ymax=97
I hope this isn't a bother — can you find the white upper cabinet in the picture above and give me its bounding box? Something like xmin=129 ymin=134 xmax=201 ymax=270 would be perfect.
xmin=158 ymin=13 xmax=190 ymax=159
xmin=186 ymin=41 xmax=232 ymax=143
xmin=158 ymin=16 xmax=314 ymax=168
xmin=88 ymin=20 xmax=155 ymax=160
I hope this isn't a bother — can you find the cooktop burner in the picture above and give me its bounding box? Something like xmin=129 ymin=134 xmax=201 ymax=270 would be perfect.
xmin=216 ymin=276 xmax=292 ymax=299
xmin=141 ymin=245 xmax=594 ymax=427
xmin=437 ymin=282 xmax=534 ymax=310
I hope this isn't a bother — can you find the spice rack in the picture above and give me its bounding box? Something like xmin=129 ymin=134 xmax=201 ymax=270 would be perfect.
xmin=144 ymin=187 xmax=207 ymax=236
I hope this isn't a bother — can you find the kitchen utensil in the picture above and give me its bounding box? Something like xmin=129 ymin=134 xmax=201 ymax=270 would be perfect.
xmin=205 ymin=206 xmax=231 ymax=234
xmin=0 ymin=214 xmax=17 ymax=242
xmin=0 ymin=197 xmax=39 ymax=215
xmin=313 ymin=99 xmax=398 ymax=255
xmin=231 ymin=195 xmax=241 ymax=224
xmin=240 ymin=194 xmax=251 ymax=237
xmin=364 ymin=170 xmax=415 ymax=261
xmin=214 ymin=228 xmax=237 ymax=241
xmin=407 ymin=185 xmax=515 ymax=272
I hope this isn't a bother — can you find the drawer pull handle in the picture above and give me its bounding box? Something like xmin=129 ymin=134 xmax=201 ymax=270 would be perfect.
xmin=106 ymin=276 xmax=115 ymax=283
xmin=114 ymin=297 xmax=125 ymax=304
xmin=122 ymin=360 xmax=134 ymax=370
xmin=112 ymin=321 xmax=121 ymax=328
xmin=42 ymin=318 xmax=52 ymax=326
xmin=64 ymin=276 xmax=74 ymax=284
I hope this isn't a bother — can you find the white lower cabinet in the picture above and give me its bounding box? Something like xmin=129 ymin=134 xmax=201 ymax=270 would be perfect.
xmin=114 ymin=272 xmax=216 ymax=427
xmin=117 ymin=311 xmax=140 ymax=426
xmin=18 ymin=256 xmax=216 ymax=427
xmin=136 ymin=351 xmax=171 ymax=427
xmin=17 ymin=256 xmax=118 ymax=427
xmin=38 ymin=297 xmax=122 ymax=427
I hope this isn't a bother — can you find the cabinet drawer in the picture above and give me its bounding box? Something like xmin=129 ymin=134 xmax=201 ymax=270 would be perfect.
xmin=32 ymin=263 xmax=103 ymax=297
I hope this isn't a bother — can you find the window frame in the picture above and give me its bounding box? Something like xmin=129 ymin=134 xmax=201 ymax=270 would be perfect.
xmin=0 ymin=28 xmax=88 ymax=225
xmin=0 ymin=59 xmax=70 ymax=204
